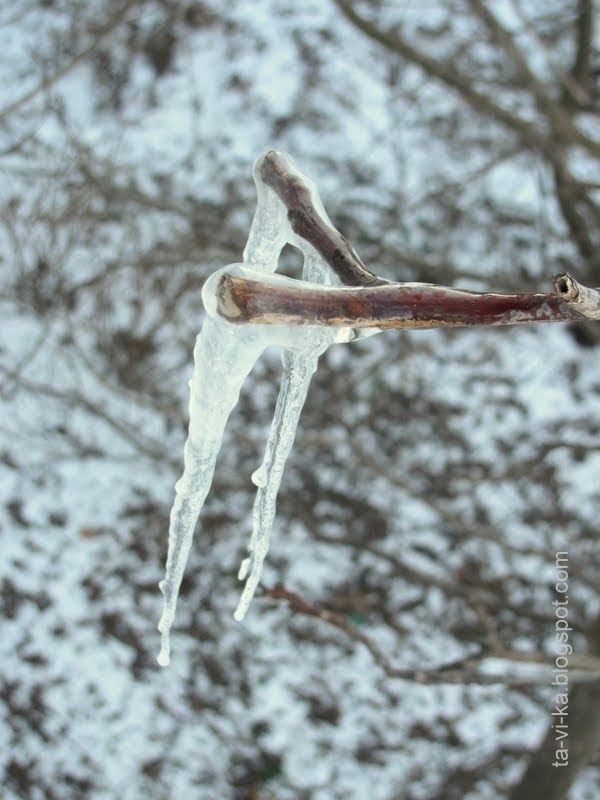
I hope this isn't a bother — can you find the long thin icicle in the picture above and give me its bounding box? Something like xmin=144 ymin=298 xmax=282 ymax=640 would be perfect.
xmin=234 ymin=251 xmax=339 ymax=620
xmin=157 ymin=317 xmax=266 ymax=665
xmin=234 ymin=344 xmax=326 ymax=620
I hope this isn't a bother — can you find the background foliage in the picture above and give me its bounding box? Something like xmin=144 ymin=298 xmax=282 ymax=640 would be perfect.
xmin=1 ymin=1 xmax=599 ymax=798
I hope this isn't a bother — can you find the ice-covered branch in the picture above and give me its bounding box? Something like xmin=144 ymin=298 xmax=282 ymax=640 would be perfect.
xmin=158 ymin=150 xmax=600 ymax=666
xmin=213 ymin=265 xmax=600 ymax=329
xmin=213 ymin=153 xmax=600 ymax=331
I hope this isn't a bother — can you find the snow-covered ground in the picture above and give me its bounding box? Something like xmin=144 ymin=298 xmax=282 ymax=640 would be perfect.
xmin=1 ymin=2 xmax=599 ymax=798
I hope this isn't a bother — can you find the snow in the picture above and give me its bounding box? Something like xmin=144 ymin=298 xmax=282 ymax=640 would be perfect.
xmin=157 ymin=314 xmax=266 ymax=665
xmin=2 ymin=2 xmax=600 ymax=798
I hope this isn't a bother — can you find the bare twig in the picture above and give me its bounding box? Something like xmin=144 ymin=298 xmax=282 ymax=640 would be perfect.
xmin=553 ymin=271 xmax=600 ymax=316
xmin=261 ymin=584 xmax=600 ymax=686
xmin=0 ymin=0 xmax=138 ymax=125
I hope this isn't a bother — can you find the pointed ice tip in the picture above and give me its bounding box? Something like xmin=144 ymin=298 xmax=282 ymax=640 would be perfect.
xmin=238 ymin=556 xmax=251 ymax=581
xmin=157 ymin=652 xmax=170 ymax=667
xmin=157 ymin=641 xmax=170 ymax=667
xmin=251 ymin=465 xmax=267 ymax=487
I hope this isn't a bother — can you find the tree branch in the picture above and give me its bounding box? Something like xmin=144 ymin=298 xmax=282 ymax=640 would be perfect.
xmin=468 ymin=0 xmax=597 ymax=151
xmin=259 ymin=150 xmax=387 ymax=287
xmin=210 ymin=151 xmax=600 ymax=330
xmin=0 ymin=0 xmax=138 ymax=125
xmin=332 ymin=0 xmax=548 ymax=156
xmin=333 ymin=0 xmax=600 ymax=159
xmin=570 ymin=0 xmax=594 ymax=92
xmin=214 ymin=267 xmax=600 ymax=328
xmin=261 ymin=584 xmax=600 ymax=687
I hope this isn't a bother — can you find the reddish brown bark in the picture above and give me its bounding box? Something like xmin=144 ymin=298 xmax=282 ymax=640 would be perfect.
xmin=215 ymin=270 xmax=595 ymax=329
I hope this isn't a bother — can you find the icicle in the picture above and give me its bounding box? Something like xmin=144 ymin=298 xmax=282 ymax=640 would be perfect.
xmin=234 ymin=252 xmax=338 ymax=619
xmin=158 ymin=151 xmax=362 ymax=665
xmin=234 ymin=343 xmax=327 ymax=620
xmin=157 ymin=315 xmax=267 ymax=665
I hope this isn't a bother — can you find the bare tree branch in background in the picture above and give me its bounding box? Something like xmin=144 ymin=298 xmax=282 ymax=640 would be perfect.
xmin=0 ymin=0 xmax=138 ymax=126
xmin=333 ymin=0 xmax=600 ymax=282
xmin=262 ymin=584 xmax=600 ymax=689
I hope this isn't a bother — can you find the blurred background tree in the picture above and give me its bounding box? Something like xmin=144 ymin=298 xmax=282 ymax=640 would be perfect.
xmin=1 ymin=1 xmax=599 ymax=798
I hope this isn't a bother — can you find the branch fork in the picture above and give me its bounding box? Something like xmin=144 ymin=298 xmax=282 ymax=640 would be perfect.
xmin=212 ymin=151 xmax=600 ymax=331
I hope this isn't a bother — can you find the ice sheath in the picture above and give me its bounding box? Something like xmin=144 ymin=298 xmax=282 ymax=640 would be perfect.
xmin=157 ymin=153 xmax=352 ymax=665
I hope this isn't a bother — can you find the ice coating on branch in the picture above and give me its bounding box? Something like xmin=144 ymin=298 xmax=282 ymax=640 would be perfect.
xmin=158 ymin=152 xmax=350 ymax=664
xmin=243 ymin=157 xmax=290 ymax=270
xmin=231 ymin=161 xmax=344 ymax=622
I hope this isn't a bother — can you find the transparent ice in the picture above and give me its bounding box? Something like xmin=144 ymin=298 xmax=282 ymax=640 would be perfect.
xmin=157 ymin=153 xmax=360 ymax=666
